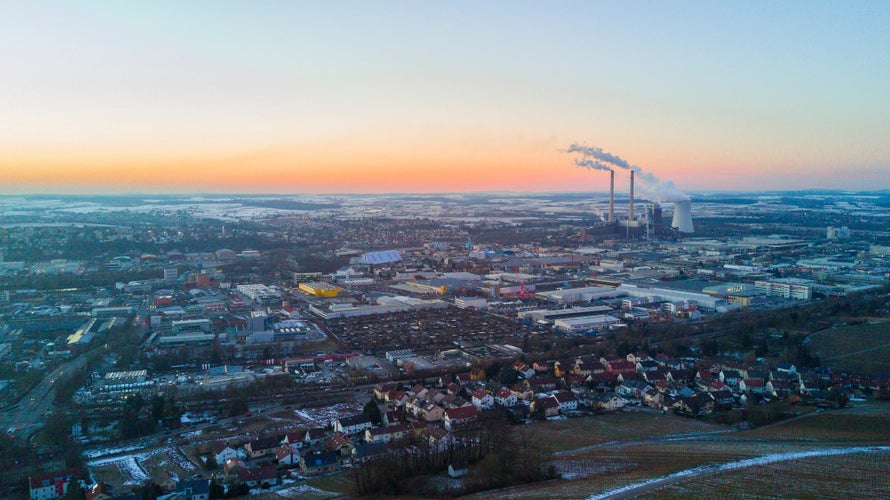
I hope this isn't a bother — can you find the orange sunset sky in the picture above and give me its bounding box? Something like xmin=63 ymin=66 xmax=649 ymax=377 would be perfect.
xmin=1 ymin=2 xmax=888 ymax=194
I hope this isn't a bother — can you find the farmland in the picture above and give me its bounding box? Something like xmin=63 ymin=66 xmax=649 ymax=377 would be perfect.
xmin=808 ymin=321 xmax=890 ymax=374
xmin=463 ymin=402 xmax=890 ymax=499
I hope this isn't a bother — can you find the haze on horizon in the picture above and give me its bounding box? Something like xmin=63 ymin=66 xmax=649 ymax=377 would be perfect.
xmin=1 ymin=1 xmax=888 ymax=195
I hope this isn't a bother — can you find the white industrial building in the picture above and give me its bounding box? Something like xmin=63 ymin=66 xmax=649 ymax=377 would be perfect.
xmin=754 ymin=278 xmax=814 ymax=300
xmin=554 ymin=315 xmax=621 ymax=334
xmin=617 ymin=283 xmax=728 ymax=311
xmin=535 ymin=286 xmax=626 ymax=304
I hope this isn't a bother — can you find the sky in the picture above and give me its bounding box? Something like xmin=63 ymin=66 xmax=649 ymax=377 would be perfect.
xmin=0 ymin=1 xmax=888 ymax=195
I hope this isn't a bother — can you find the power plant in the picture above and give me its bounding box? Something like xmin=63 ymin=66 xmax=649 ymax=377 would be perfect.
xmin=580 ymin=167 xmax=695 ymax=242
xmin=568 ymin=143 xmax=695 ymax=241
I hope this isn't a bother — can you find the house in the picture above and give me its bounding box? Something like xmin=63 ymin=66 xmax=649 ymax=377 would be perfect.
xmin=213 ymin=442 xmax=240 ymax=464
xmin=530 ymin=395 xmax=560 ymax=418
xmin=617 ymin=380 xmax=650 ymax=399
xmin=300 ymin=451 xmax=339 ymax=476
xmin=427 ymin=425 xmax=453 ymax=452
xmin=494 ymin=386 xmax=517 ymax=407
xmin=382 ymin=408 xmax=405 ymax=425
xmin=604 ymin=359 xmax=637 ymax=376
xmin=326 ymin=433 xmax=355 ymax=457
xmin=174 ymin=479 xmax=210 ymax=500
xmin=528 ymin=375 xmax=559 ymax=392
xmin=385 ymin=390 xmax=408 ymax=406
xmin=640 ymin=386 xmax=664 ymax=407
xmin=666 ymin=368 xmax=694 ymax=384
xmin=366 ymin=424 xmax=411 ymax=444
xmin=707 ymin=380 xmax=729 ymax=393
xmin=421 ymin=403 xmax=445 ymax=422
xmin=406 ymin=396 xmax=427 ymax=418
xmin=553 ymin=391 xmax=579 ymax=412
xmin=374 ymin=382 xmax=399 ymax=400
xmin=471 ymin=388 xmax=494 ymax=410
xmin=244 ymin=437 xmax=280 ymax=459
xmin=675 ymin=393 xmax=714 ymax=417
xmin=234 ymin=466 xmax=278 ymax=489
xmin=532 ymin=361 xmax=552 ymax=373
xmin=443 ymin=405 xmax=478 ymax=431
xmin=333 ymin=414 xmax=373 ymax=436
xmin=740 ymin=378 xmax=765 ymax=394
xmin=637 ymin=359 xmax=660 ymax=372
xmin=223 ymin=458 xmax=248 ymax=478
xmin=642 ymin=368 xmax=668 ymax=384
xmin=720 ymin=370 xmax=743 ymax=387
xmin=84 ymin=483 xmax=113 ymax=500
xmin=711 ymin=389 xmax=735 ymax=409
xmin=352 ymin=442 xmax=388 ymax=463
xmin=275 ymin=445 xmax=300 ymax=466
xmin=29 ymin=468 xmax=78 ymax=500
xmin=157 ymin=471 xmax=180 ymax=492
xmin=592 ymin=393 xmax=626 ymax=411
xmin=281 ymin=431 xmax=304 ymax=448
xmin=304 ymin=427 xmax=327 ymax=447
xmin=510 ymin=382 xmax=535 ymax=401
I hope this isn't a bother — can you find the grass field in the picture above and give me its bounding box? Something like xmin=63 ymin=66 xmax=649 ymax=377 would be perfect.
xmin=808 ymin=321 xmax=890 ymax=374
xmin=520 ymin=410 xmax=724 ymax=454
xmin=461 ymin=402 xmax=890 ymax=499
xmin=645 ymin=451 xmax=890 ymax=499
xmin=747 ymin=407 xmax=890 ymax=443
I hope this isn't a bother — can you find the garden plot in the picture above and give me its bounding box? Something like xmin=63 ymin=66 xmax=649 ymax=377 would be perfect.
xmin=294 ymin=401 xmax=365 ymax=426
xmin=88 ymin=446 xmax=197 ymax=489
xmin=252 ymin=484 xmax=339 ymax=499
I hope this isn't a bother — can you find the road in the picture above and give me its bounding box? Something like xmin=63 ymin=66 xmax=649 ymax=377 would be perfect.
xmin=0 ymin=354 xmax=89 ymax=440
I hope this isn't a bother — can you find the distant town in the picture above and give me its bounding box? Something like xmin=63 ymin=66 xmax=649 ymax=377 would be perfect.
xmin=2 ymin=190 xmax=889 ymax=499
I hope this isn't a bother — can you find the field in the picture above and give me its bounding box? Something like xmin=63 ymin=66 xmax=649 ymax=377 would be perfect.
xmin=462 ymin=402 xmax=890 ymax=499
xmin=646 ymin=451 xmax=890 ymax=499
xmin=808 ymin=321 xmax=890 ymax=374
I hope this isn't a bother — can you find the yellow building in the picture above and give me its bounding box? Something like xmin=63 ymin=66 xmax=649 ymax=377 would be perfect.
xmin=298 ymin=282 xmax=340 ymax=298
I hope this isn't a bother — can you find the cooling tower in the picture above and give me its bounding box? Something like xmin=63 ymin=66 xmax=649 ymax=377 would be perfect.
xmin=671 ymin=200 xmax=695 ymax=233
xmin=609 ymin=170 xmax=615 ymax=222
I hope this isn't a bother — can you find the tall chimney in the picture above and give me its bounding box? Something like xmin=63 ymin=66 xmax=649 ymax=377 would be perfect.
xmin=609 ymin=170 xmax=615 ymax=222
xmin=629 ymin=170 xmax=635 ymax=221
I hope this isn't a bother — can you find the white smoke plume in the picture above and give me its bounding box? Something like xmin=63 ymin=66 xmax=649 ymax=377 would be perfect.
xmin=567 ymin=143 xmax=690 ymax=202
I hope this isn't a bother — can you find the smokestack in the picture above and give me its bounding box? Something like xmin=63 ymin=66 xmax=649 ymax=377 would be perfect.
xmin=671 ymin=200 xmax=695 ymax=233
xmin=609 ymin=170 xmax=615 ymax=222
xmin=629 ymin=170 xmax=635 ymax=221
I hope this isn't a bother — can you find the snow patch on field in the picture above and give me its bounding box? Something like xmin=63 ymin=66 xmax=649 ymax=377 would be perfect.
xmin=88 ymin=446 xmax=197 ymax=486
xmin=274 ymin=484 xmax=337 ymax=498
xmin=296 ymin=402 xmax=364 ymax=426
xmin=85 ymin=444 xmax=144 ymax=459
xmin=587 ymin=446 xmax=890 ymax=499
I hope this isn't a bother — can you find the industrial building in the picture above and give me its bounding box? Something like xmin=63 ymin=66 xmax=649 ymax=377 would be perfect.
xmin=236 ymin=284 xmax=282 ymax=302
xmin=754 ymin=278 xmax=814 ymax=300
xmin=617 ymin=283 xmax=729 ymax=311
xmin=298 ymin=282 xmax=340 ymax=298
xmin=553 ymin=314 xmax=622 ymax=334
xmin=535 ymin=286 xmax=626 ymax=304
